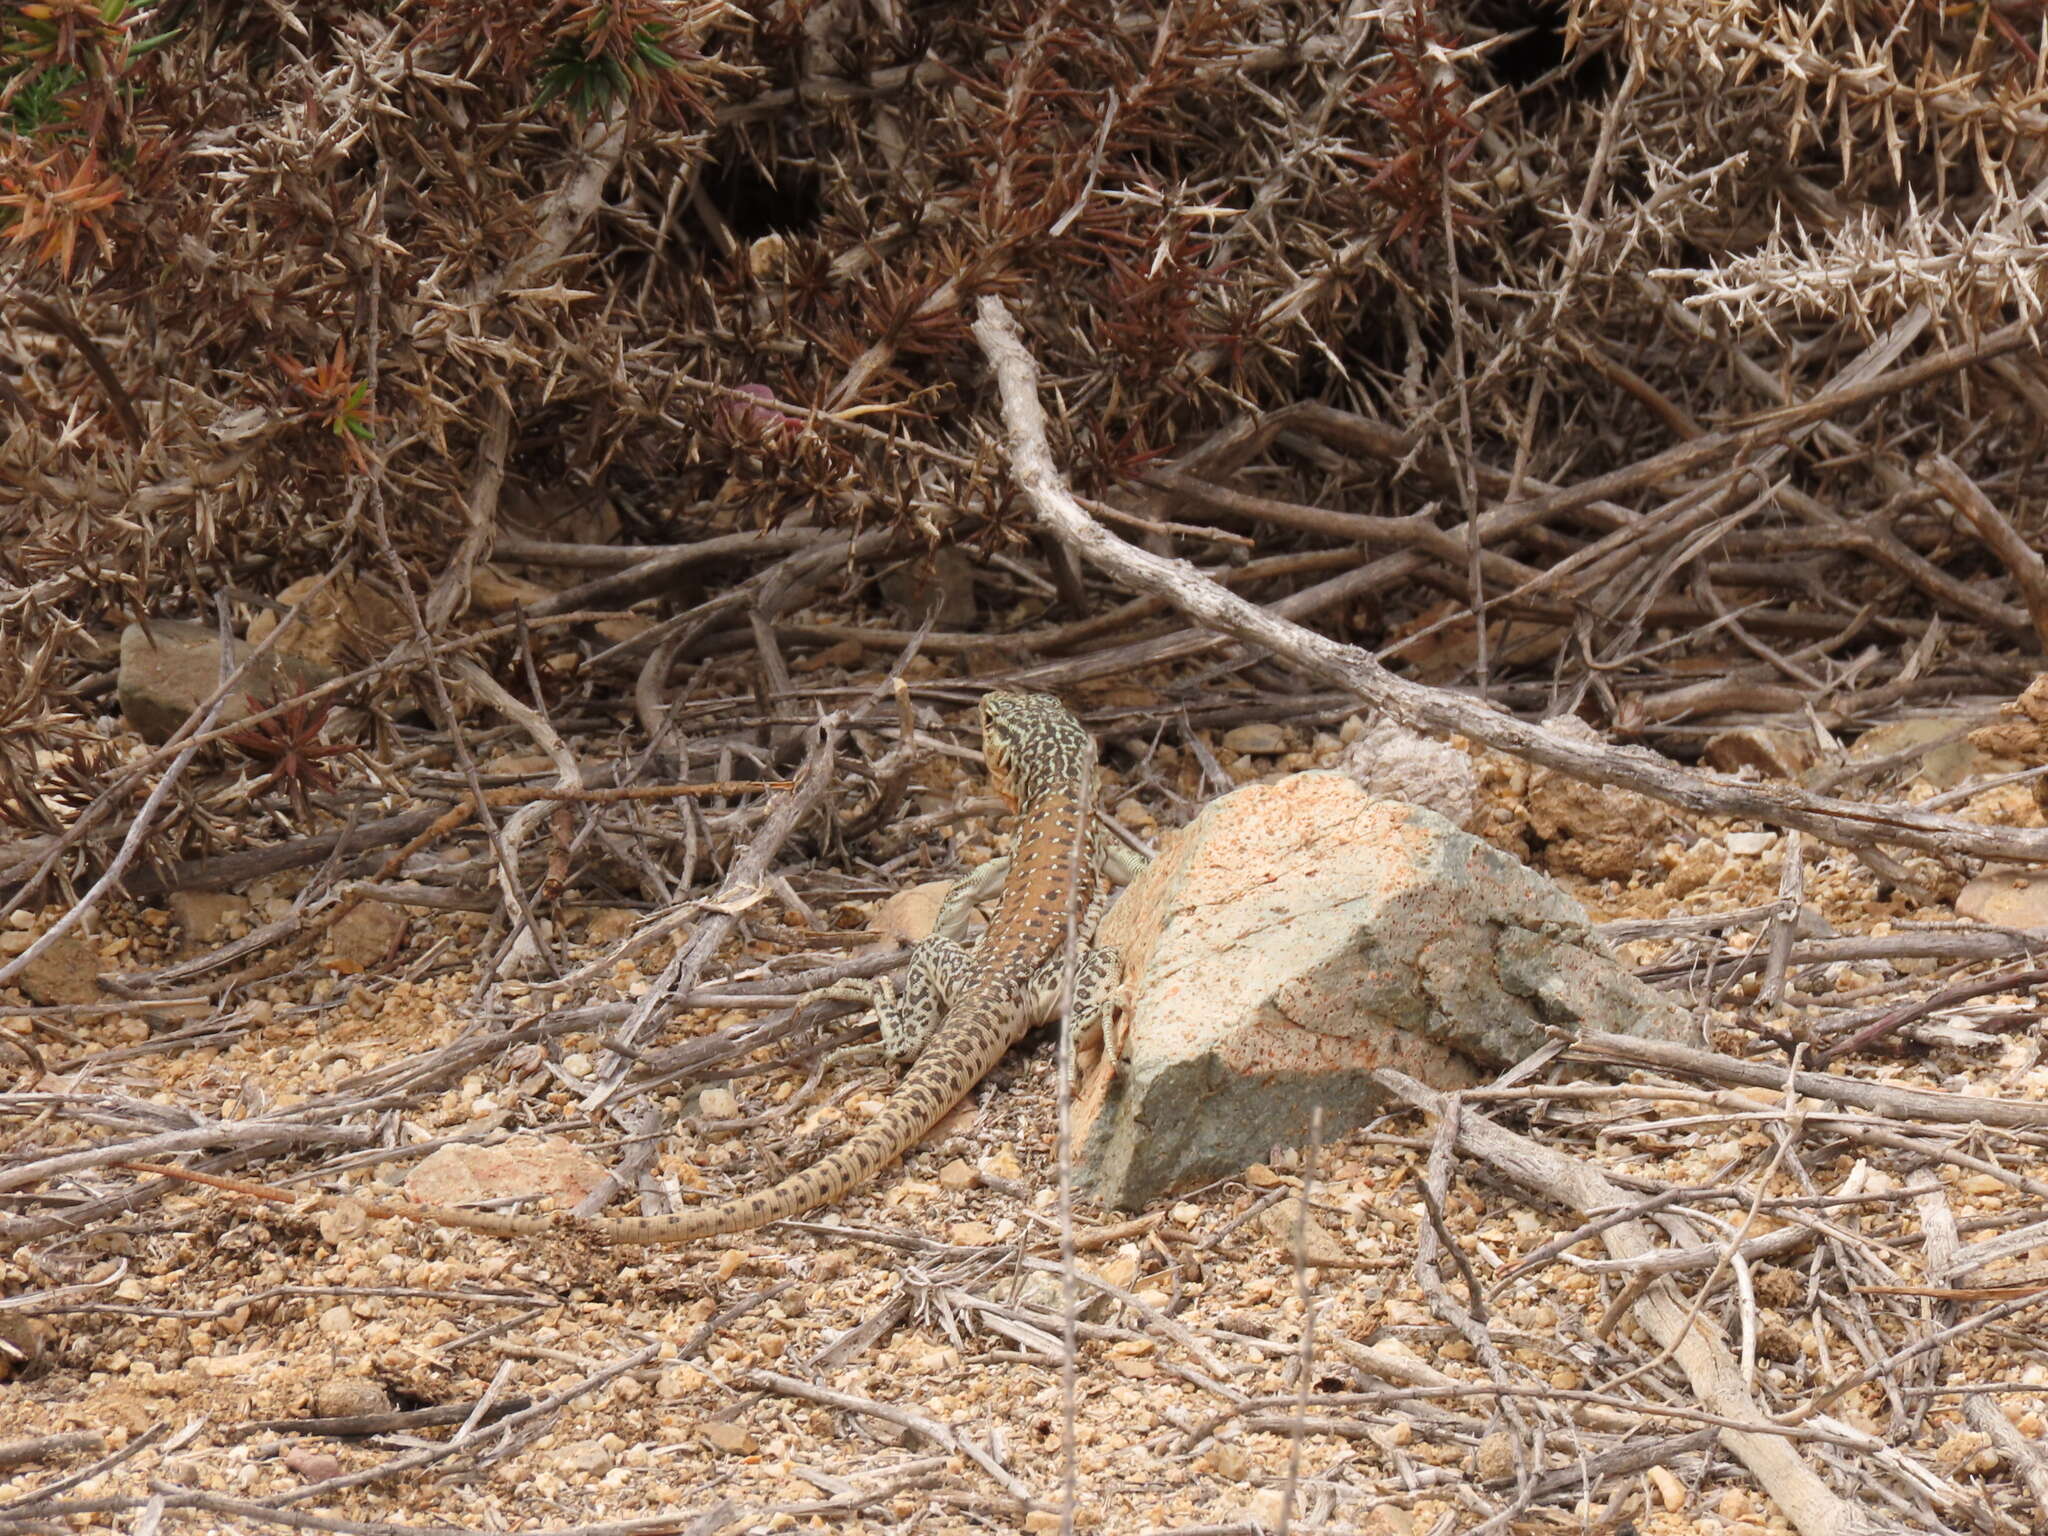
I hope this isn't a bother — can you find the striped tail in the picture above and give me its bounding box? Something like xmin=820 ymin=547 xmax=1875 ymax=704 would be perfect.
xmin=591 ymin=998 xmax=1020 ymax=1245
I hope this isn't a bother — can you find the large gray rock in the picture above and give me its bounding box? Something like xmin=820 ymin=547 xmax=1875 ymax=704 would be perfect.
xmin=1075 ymin=774 xmax=1694 ymax=1209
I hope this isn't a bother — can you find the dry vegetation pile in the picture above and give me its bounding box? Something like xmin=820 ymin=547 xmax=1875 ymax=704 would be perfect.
xmin=7 ymin=0 xmax=2048 ymax=1532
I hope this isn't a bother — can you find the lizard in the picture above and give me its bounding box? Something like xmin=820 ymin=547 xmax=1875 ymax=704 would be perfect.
xmin=117 ymin=691 xmax=1145 ymax=1247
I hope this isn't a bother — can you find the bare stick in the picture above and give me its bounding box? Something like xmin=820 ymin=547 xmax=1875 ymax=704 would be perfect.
xmin=970 ymin=294 xmax=2048 ymax=864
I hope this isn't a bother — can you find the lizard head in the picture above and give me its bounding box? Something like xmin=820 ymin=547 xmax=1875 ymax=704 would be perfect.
xmin=980 ymin=691 xmax=1092 ymax=807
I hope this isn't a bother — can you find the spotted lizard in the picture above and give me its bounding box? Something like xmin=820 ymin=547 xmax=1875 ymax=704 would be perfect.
xmin=120 ymin=692 xmax=1145 ymax=1246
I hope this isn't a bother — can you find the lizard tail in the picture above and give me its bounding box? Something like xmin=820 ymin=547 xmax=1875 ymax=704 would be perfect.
xmin=593 ymin=1009 xmax=1015 ymax=1245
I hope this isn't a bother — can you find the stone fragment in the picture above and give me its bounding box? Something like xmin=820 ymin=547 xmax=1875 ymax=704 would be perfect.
xmin=1957 ymin=869 xmax=2048 ymax=929
xmin=1255 ymin=1198 xmax=1349 ymax=1267
xmin=402 ymin=1136 xmax=609 ymax=1209
xmin=871 ymin=879 xmax=954 ymax=945
xmin=467 ymin=566 xmax=554 ymax=615
xmin=1522 ymin=716 xmax=1673 ymax=879
xmin=697 ymin=1085 xmax=740 ymax=1119
xmin=696 ymin=1421 xmax=756 ymax=1455
xmin=1704 ymin=727 xmax=1819 ymax=781
xmin=313 ymin=1378 xmax=392 ymax=1418
xmin=1220 ymin=722 xmax=1288 ymax=756
xmin=246 ymin=575 xmax=408 ymax=674
xmin=1337 ymin=721 xmax=1478 ymax=829
xmin=117 ymin=621 xmax=335 ymax=745
xmin=281 ymin=1448 xmax=342 ymax=1483
xmin=324 ymin=901 xmax=405 ymax=971
xmin=881 ymin=546 xmax=977 ymax=629
xmin=12 ymin=933 xmax=100 ymax=1006
xmin=168 ymin=891 xmax=251 ymax=949
xmin=1847 ymin=716 xmax=2011 ymax=790
xmin=1076 ymin=774 xmax=1692 ymax=1209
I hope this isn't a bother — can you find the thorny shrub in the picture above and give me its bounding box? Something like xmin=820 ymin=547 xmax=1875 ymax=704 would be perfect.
xmin=0 ymin=0 xmax=2046 ymax=865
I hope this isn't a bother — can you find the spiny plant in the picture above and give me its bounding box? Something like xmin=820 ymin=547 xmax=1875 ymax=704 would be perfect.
xmin=424 ymin=0 xmax=737 ymax=121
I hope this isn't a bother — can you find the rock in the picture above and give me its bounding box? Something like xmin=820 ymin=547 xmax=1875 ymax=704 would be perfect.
xmin=246 ymin=575 xmax=408 ymax=674
xmin=1076 ymin=775 xmax=1692 ymax=1209
xmin=1704 ymin=727 xmax=1819 ymax=781
xmin=555 ymin=1440 xmax=615 ymax=1476
xmin=881 ymin=547 xmax=977 ymax=628
xmin=937 ymin=1158 xmax=979 ymax=1192
xmin=1337 ymin=721 xmax=1478 ymax=828
xmin=403 ymin=1136 xmax=610 ymax=1209
xmin=467 ymin=566 xmax=554 ymax=615
xmin=324 ymin=901 xmax=405 ymax=972
xmin=696 ymin=1086 xmax=740 ymax=1120
xmin=169 ymin=891 xmax=251 ymax=949
xmin=1255 ymin=1197 xmax=1349 ymax=1267
xmin=1221 ymin=722 xmax=1289 ymax=756
xmin=1845 ymin=716 xmax=2011 ymax=790
xmin=313 ymin=1378 xmax=391 ymax=1418
xmin=582 ymin=907 xmax=641 ymax=945
xmin=1474 ymin=1429 xmax=1519 ymax=1482
xmin=12 ymin=933 xmax=100 ymax=1006
xmin=117 ymin=621 xmax=335 ymax=745
xmin=1523 ymin=717 xmax=1672 ymax=879
xmin=871 ymin=879 xmax=955 ymax=945
xmin=280 ymin=1447 xmax=342 ymax=1483
xmin=1662 ymin=839 xmax=1724 ymax=897
xmin=696 ymin=1421 xmax=756 ymax=1455
xmin=1724 ymin=831 xmax=1775 ymax=856
xmin=1956 ymin=868 xmax=2048 ymax=929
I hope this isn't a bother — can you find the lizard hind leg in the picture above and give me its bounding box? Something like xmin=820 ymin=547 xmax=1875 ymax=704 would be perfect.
xmin=818 ymin=933 xmax=974 ymax=1071
xmin=1022 ymin=941 xmax=1123 ymax=1080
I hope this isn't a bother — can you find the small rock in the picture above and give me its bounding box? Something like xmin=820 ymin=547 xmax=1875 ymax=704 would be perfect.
xmin=1522 ymin=716 xmax=1672 ymax=879
xmin=246 ymin=575 xmax=407 ymax=674
xmin=881 ymin=547 xmax=977 ymax=629
xmin=1256 ymin=1198 xmax=1349 ymax=1267
xmin=872 ymin=879 xmax=955 ymax=945
xmin=556 ymin=1440 xmax=615 ymax=1476
xmin=1076 ymin=775 xmax=1691 ymax=1209
xmin=980 ymin=1148 xmax=1023 ymax=1183
xmin=937 ymin=1158 xmax=979 ymax=1192
xmin=697 ymin=1086 xmax=740 ymax=1119
xmin=1221 ymin=722 xmax=1289 ymax=756
xmin=313 ymin=1378 xmax=392 ymax=1418
xmin=12 ymin=933 xmax=100 ymax=1006
xmin=1113 ymin=799 xmax=1158 ymax=831
xmin=1474 ymin=1429 xmax=1518 ymax=1481
xmin=1725 ymin=831 xmax=1776 ymax=856
xmin=948 ymin=1221 xmax=994 ymax=1245
xmin=325 ymin=901 xmax=405 ymax=972
xmin=280 ymin=1447 xmax=341 ymax=1483
xmin=1704 ymin=726 xmax=1820 ymax=781
xmin=1956 ymin=869 xmax=2048 ymax=930
xmin=118 ymin=620 xmax=334 ymax=745
xmin=403 ymin=1136 xmax=609 ymax=1209
xmin=1023 ymin=1512 xmax=1064 ymax=1535
xmin=1207 ymin=1443 xmax=1253 ymax=1481
xmin=168 ymin=891 xmax=251 ymax=948
xmin=316 ymin=1305 xmax=354 ymax=1337
xmin=794 ymin=638 xmax=866 ymax=674
xmin=1662 ymin=840 xmax=1724 ymax=897
xmin=1338 ymin=721 xmax=1478 ymax=828
xmin=468 ymin=566 xmax=554 ymax=615
xmin=1648 ymin=1463 xmax=1687 ymax=1512
xmin=1846 ymin=716 xmax=2008 ymax=790
xmin=583 ymin=907 xmax=641 ymax=945
xmin=1244 ymin=1488 xmax=1289 ymax=1527
xmin=697 ymin=1421 xmax=756 ymax=1455
xmin=0 ymin=1313 xmax=46 ymax=1381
